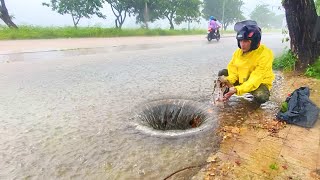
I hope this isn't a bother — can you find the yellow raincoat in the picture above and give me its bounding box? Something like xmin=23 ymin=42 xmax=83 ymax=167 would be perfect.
xmin=226 ymin=44 xmax=275 ymax=95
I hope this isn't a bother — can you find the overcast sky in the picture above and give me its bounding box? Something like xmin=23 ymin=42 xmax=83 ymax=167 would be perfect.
xmin=3 ymin=0 xmax=284 ymax=29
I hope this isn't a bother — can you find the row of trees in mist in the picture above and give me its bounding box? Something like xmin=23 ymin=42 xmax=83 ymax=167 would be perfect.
xmin=1 ymin=0 xmax=292 ymax=30
xmin=44 ymin=0 xmax=203 ymax=29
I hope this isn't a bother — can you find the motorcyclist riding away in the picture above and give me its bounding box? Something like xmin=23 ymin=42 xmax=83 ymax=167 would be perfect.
xmin=214 ymin=18 xmax=222 ymax=35
xmin=208 ymin=16 xmax=219 ymax=33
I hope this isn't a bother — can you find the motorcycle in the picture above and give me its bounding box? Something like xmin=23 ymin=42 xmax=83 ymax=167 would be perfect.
xmin=207 ymin=28 xmax=220 ymax=42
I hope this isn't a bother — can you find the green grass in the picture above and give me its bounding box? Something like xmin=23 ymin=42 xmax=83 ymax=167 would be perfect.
xmin=274 ymin=49 xmax=320 ymax=79
xmin=273 ymin=49 xmax=297 ymax=71
xmin=220 ymin=29 xmax=235 ymax=34
xmin=0 ymin=25 xmax=282 ymax=40
xmin=261 ymin=28 xmax=282 ymax=33
xmin=0 ymin=26 xmax=214 ymax=40
xmin=305 ymin=57 xmax=320 ymax=79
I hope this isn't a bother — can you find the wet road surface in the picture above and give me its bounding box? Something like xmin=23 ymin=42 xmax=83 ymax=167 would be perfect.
xmin=0 ymin=34 xmax=287 ymax=179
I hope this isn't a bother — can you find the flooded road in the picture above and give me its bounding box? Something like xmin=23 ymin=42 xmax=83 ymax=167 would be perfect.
xmin=0 ymin=34 xmax=287 ymax=179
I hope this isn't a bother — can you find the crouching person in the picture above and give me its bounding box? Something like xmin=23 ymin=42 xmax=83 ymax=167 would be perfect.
xmin=219 ymin=20 xmax=275 ymax=104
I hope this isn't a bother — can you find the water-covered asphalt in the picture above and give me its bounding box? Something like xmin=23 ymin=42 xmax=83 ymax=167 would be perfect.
xmin=0 ymin=34 xmax=287 ymax=179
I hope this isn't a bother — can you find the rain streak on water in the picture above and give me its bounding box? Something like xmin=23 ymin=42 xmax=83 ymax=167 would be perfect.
xmin=0 ymin=34 xmax=287 ymax=179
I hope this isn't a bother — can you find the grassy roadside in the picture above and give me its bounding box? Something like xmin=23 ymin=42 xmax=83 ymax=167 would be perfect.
xmin=0 ymin=26 xmax=281 ymax=40
xmin=0 ymin=26 xmax=222 ymax=40
xmin=273 ymin=49 xmax=320 ymax=79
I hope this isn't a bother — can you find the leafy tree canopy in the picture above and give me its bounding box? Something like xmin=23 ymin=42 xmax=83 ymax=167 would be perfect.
xmin=156 ymin=0 xmax=201 ymax=29
xmin=43 ymin=0 xmax=105 ymax=27
xmin=202 ymin=0 xmax=245 ymax=30
xmin=250 ymin=4 xmax=279 ymax=28
xmin=105 ymin=0 xmax=133 ymax=28
xmin=129 ymin=0 xmax=161 ymax=27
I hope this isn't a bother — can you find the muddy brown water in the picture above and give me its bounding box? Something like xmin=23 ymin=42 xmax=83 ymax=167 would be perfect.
xmin=0 ymin=34 xmax=287 ymax=179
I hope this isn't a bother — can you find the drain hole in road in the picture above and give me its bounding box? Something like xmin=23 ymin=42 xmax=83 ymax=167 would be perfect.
xmin=138 ymin=103 xmax=206 ymax=131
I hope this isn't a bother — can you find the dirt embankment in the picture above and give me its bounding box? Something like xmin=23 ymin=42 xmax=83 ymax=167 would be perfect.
xmin=194 ymin=73 xmax=320 ymax=180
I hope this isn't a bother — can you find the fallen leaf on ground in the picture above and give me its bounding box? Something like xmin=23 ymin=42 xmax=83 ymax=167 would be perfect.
xmin=231 ymin=127 xmax=240 ymax=134
xmin=207 ymin=155 xmax=218 ymax=163
xmin=235 ymin=160 xmax=241 ymax=166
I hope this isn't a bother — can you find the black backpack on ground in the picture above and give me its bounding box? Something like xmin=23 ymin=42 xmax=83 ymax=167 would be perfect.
xmin=276 ymin=87 xmax=319 ymax=128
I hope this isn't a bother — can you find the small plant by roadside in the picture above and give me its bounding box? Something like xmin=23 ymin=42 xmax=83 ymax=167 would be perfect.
xmin=274 ymin=50 xmax=320 ymax=79
xmin=305 ymin=57 xmax=320 ymax=79
xmin=269 ymin=163 xmax=279 ymax=170
xmin=273 ymin=49 xmax=297 ymax=71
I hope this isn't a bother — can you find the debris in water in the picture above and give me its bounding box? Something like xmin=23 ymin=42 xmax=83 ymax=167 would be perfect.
xmin=212 ymin=77 xmax=229 ymax=106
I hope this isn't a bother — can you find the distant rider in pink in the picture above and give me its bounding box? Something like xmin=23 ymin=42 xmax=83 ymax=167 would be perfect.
xmin=208 ymin=16 xmax=219 ymax=32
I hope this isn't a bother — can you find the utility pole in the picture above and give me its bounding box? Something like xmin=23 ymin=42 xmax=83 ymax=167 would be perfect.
xmin=144 ymin=0 xmax=149 ymax=29
xmin=222 ymin=0 xmax=226 ymax=32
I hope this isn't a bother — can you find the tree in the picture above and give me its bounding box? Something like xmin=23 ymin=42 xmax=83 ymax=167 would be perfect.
xmin=43 ymin=0 xmax=105 ymax=28
xmin=156 ymin=0 xmax=177 ymax=29
xmin=105 ymin=0 xmax=132 ymax=29
xmin=316 ymin=0 xmax=320 ymax=15
xmin=250 ymin=4 xmax=276 ymax=28
xmin=156 ymin=0 xmax=201 ymax=30
xmin=129 ymin=0 xmax=160 ymax=28
xmin=202 ymin=0 xmax=245 ymax=30
xmin=175 ymin=0 xmax=202 ymax=30
xmin=0 ymin=0 xmax=18 ymax=28
xmin=283 ymin=0 xmax=320 ymax=70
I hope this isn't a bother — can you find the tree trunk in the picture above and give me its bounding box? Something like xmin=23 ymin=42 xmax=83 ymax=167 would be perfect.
xmin=71 ymin=15 xmax=80 ymax=28
xmin=118 ymin=11 xmax=127 ymax=29
xmin=283 ymin=0 xmax=320 ymax=70
xmin=169 ymin=20 xmax=174 ymax=30
xmin=0 ymin=0 xmax=18 ymax=28
xmin=167 ymin=13 xmax=174 ymax=30
xmin=109 ymin=4 xmax=128 ymax=29
xmin=144 ymin=2 xmax=149 ymax=29
xmin=119 ymin=20 xmax=124 ymax=29
xmin=223 ymin=22 xmax=228 ymax=31
xmin=115 ymin=17 xmax=124 ymax=29
xmin=115 ymin=19 xmax=119 ymax=28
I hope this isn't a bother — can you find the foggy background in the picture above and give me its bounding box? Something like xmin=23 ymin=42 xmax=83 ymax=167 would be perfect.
xmin=4 ymin=0 xmax=284 ymax=29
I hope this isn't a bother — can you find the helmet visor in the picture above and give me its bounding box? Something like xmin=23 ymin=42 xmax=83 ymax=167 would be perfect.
xmin=234 ymin=20 xmax=258 ymax=32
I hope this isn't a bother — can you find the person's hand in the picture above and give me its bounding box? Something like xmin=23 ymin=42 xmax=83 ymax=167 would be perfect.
xmin=219 ymin=75 xmax=232 ymax=87
xmin=218 ymin=75 xmax=228 ymax=83
xmin=223 ymin=87 xmax=237 ymax=101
